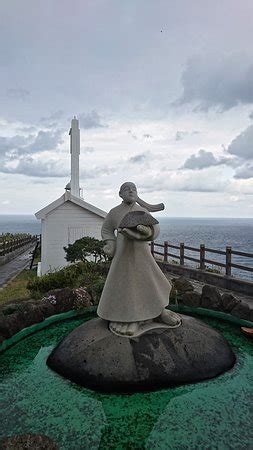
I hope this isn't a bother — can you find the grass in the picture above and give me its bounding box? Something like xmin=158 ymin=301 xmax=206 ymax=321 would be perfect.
xmin=0 ymin=269 xmax=37 ymax=307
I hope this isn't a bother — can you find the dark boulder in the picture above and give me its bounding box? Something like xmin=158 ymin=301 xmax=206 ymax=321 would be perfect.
xmin=230 ymin=301 xmax=251 ymax=320
xmin=181 ymin=291 xmax=201 ymax=307
xmin=201 ymin=285 xmax=223 ymax=310
xmin=47 ymin=316 xmax=235 ymax=393
xmin=221 ymin=293 xmax=241 ymax=312
xmin=172 ymin=276 xmax=194 ymax=294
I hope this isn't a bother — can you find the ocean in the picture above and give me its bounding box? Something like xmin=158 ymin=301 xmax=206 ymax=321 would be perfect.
xmin=0 ymin=215 xmax=252 ymax=281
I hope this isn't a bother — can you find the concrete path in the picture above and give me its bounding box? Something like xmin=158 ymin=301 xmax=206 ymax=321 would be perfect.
xmin=165 ymin=272 xmax=253 ymax=307
xmin=0 ymin=247 xmax=34 ymax=288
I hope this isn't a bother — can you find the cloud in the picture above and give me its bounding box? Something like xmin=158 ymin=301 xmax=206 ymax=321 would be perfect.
xmin=0 ymin=135 xmax=31 ymax=156
xmin=234 ymin=163 xmax=253 ymax=179
xmin=127 ymin=130 xmax=137 ymax=140
xmin=227 ymin=124 xmax=253 ymax=160
xmin=177 ymin=54 xmax=253 ymax=111
xmin=143 ymin=134 xmax=152 ymax=139
xmin=6 ymin=88 xmax=30 ymax=101
xmin=17 ymin=126 xmax=37 ymax=133
xmin=23 ymin=129 xmax=63 ymax=154
xmin=79 ymin=110 xmax=107 ymax=129
xmin=40 ymin=110 xmax=64 ymax=124
xmin=1 ymin=156 xmax=69 ymax=178
xmin=140 ymin=168 xmax=228 ymax=193
xmin=249 ymin=111 xmax=253 ymax=120
xmin=175 ymin=131 xmax=188 ymax=141
xmin=0 ymin=129 xmax=63 ymax=158
xmin=83 ymin=146 xmax=94 ymax=153
xmin=129 ymin=153 xmax=148 ymax=164
xmin=182 ymin=149 xmax=229 ymax=170
xmin=175 ymin=130 xmax=200 ymax=141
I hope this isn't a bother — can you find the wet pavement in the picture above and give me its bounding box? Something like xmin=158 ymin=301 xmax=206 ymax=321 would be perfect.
xmin=0 ymin=246 xmax=34 ymax=288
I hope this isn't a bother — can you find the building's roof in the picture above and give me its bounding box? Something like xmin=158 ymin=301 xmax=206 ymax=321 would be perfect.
xmin=35 ymin=191 xmax=107 ymax=220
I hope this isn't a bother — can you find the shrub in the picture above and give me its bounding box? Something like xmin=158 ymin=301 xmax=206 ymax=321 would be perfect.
xmin=27 ymin=264 xmax=83 ymax=295
xmin=27 ymin=261 xmax=109 ymax=298
xmin=64 ymin=236 xmax=107 ymax=264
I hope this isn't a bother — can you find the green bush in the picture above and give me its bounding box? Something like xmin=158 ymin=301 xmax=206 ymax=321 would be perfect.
xmin=64 ymin=236 xmax=107 ymax=264
xmin=27 ymin=261 xmax=109 ymax=297
xmin=27 ymin=264 xmax=83 ymax=294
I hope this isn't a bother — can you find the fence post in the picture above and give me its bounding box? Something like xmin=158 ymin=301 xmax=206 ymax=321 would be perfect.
xmin=226 ymin=246 xmax=232 ymax=276
xmin=180 ymin=242 xmax=184 ymax=265
xmin=150 ymin=241 xmax=154 ymax=257
xmin=200 ymin=244 xmax=205 ymax=270
xmin=164 ymin=241 xmax=168 ymax=262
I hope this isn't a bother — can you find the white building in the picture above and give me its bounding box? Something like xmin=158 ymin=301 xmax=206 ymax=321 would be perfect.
xmin=35 ymin=117 xmax=106 ymax=275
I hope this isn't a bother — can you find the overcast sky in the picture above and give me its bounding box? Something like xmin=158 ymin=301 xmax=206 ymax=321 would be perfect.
xmin=1 ymin=0 xmax=253 ymax=217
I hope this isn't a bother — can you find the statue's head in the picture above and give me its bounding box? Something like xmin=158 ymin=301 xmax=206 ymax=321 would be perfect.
xmin=119 ymin=182 xmax=138 ymax=205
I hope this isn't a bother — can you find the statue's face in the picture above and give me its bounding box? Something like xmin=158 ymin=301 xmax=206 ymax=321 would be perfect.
xmin=119 ymin=183 xmax=138 ymax=204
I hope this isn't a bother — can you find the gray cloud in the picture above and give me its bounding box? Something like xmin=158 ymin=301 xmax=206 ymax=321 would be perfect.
xmin=175 ymin=131 xmax=188 ymax=141
xmin=23 ymin=129 xmax=63 ymax=154
xmin=6 ymin=88 xmax=30 ymax=101
xmin=234 ymin=163 xmax=253 ymax=179
xmin=227 ymin=124 xmax=253 ymax=160
xmin=83 ymin=146 xmax=94 ymax=153
xmin=17 ymin=126 xmax=37 ymax=133
xmin=249 ymin=111 xmax=253 ymax=120
xmin=127 ymin=130 xmax=138 ymax=140
xmin=1 ymin=156 xmax=69 ymax=178
xmin=0 ymin=129 xmax=63 ymax=158
xmin=175 ymin=130 xmax=200 ymax=141
xmin=182 ymin=149 xmax=229 ymax=170
xmin=40 ymin=110 xmax=64 ymax=124
xmin=0 ymin=135 xmax=31 ymax=156
xmin=80 ymin=165 xmax=115 ymax=178
xmin=79 ymin=110 xmax=107 ymax=129
xmin=129 ymin=153 xmax=148 ymax=164
xmin=177 ymin=54 xmax=253 ymax=111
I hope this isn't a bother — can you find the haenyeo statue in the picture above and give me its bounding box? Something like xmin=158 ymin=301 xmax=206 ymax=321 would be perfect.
xmin=97 ymin=182 xmax=182 ymax=336
xmin=48 ymin=182 xmax=235 ymax=391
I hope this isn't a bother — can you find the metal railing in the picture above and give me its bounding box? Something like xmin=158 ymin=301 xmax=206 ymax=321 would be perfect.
xmin=150 ymin=241 xmax=253 ymax=277
xmin=0 ymin=235 xmax=39 ymax=257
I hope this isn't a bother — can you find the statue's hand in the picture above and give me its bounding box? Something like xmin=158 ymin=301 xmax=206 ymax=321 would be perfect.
xmin=119 ymin=225 xmax=153 ymax=241
xmin=103 ymin=241 xmax=116 ymax=257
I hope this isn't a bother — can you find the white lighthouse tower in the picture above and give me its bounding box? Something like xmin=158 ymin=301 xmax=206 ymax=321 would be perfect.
xmin=35 ymin=116 xmax=106 ymax=275
xmin=69 ymin=116 xmax=80 ymax=198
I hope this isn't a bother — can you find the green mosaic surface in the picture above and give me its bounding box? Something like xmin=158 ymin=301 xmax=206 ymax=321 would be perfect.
xmin=0 ymin=314 xmax=252 ymax=449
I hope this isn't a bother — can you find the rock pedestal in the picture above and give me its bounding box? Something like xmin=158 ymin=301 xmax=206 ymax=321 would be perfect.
xmin=47 ymin=315 xmax=235 ymax=393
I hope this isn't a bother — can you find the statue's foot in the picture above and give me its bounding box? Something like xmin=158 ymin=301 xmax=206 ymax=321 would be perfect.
xmin=158 ymin=309 xmax=182 ymax=327
xmin=109 ymin=321 xmax=139 ymax=336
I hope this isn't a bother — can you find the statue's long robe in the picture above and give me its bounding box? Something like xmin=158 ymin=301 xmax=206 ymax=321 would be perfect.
xmin=97 ymin=202 xmax=171 ymax=322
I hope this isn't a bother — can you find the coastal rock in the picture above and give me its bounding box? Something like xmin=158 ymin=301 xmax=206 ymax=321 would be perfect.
xmin=1 ymin=434 xmax=59 ymax=449
xmin=0 ymin=287 xmax=77 ymax=343
xmin=47 ymin=315 xmax=235 ymax=393
xmin=201 ymin=285 xmax=223 ymax=310
xmin=230 ymin=301 xmax=251 ymax=320
xmin=172 ymin=276 xmax=194 ymax=294
xmin=221 ymin=293 xmax=241 ymax=312
xmin=181 ymin=291 xmax=201 ymax=307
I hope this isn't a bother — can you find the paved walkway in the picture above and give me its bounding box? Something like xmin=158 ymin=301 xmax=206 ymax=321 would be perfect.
xmin=165 ymin=272 xmax=253 ymax=307
xmin=0 ymin=247 xmax=34 ymax=288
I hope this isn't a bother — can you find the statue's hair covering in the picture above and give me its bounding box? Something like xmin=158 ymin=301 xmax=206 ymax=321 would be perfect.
xmin=119 ymin=182 xmax=164 ymax=212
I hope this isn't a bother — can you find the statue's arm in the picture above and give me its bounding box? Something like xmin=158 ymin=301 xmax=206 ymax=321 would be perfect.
xmin=151 ymin=223 xmax=160 ymax=241
xmin=101 ymin=211 xmax=117 ymax=257
xmin=119 ymin=223 xmax=160 ymax=242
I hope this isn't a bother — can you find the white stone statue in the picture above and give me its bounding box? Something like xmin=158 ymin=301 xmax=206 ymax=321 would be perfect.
xmin=97 ymin=182 xmax=181 ymax=337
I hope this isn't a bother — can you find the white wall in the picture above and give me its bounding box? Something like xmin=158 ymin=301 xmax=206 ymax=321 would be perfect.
xmin=41 ymin=201 xmax=104 ymax=275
